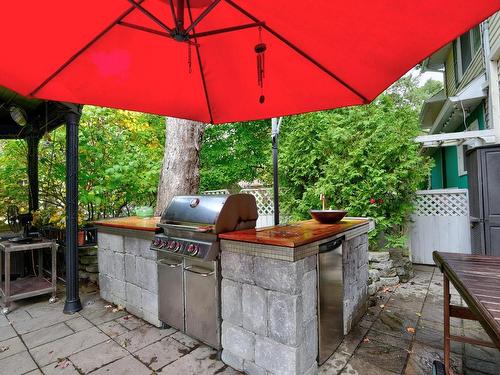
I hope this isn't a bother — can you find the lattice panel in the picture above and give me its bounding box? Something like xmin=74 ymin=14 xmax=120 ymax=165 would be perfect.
xmin=201 ymin=189 xmax=230 ymax=195
xmin=414 ymin=191 xmax=469 ymax=217
xmin=240 ymin=188 xmax=275 ymax=216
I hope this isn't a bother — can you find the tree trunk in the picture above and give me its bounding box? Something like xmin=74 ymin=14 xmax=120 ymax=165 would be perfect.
xmin=155 ymin=117 xmax=206 ymax=215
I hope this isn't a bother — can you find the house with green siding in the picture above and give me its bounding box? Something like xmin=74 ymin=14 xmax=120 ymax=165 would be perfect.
xmin=417 ymin=12 xmax=500 ymax=189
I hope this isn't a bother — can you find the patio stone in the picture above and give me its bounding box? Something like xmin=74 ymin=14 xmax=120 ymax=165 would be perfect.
xmin=41 ymin=360 xmax=80 ymax=375
xmin=319 ymin=350 xmax=351 ymax=375
xmin=463 ymin=342 xmax=500 ymax=364
xmin=365 ymin=330 xmax=412 ymax=351
xmin=337 ymin=323 xmax=369 ymax=355
xmin=353 ymin=336 xmax=408 ymax=374
xmin=404 ymin=341 xmax=462 ymax=375
xmin=26 ymin=370 xmax=43 ymax=375
xmin=161 ymin=346 xmax=225 ymax=374
xmin=412 ymin=265 xmax=435 ymax=273
xmin=340 ymin=356 xmax=398 ymax=375
xmin=116 ymin=314 xmax=146 ymax=331
xmin=0 ymin=314 xmax=9 ymax=327
xmin=91 ymin=354 xmax=151 ymax=375
xmin=134 ymin=336 xmax=189 ymax=370
xmin=0 ymin=336 xmax=26 ymax=360
xmin=65 ymin=316 xmax=93 ymax=332
xmin=463 ymin=355 xmax=500 ymax=375
xmin=414 ymin=319 xmax=462 ymax=354
xmin=10 ymin=310 xmax=74 ymax=335
xmin=0 ymin=350 xmax=38 ymax=374
xmin=22 ymin=322 xmax=74 ymax=349
xmin=30 ymin=327 xmax=108 ymax=367
xmin=370 ymin=310 xmax=418 ymax=342
xmin=97 ymin=320 xmax=129 ymax=338
xmin=114 ymin=324 xmax=175 ymax=353
xmin=170 ymin=331 xmax=201 ymax=349
xmin=78 ymin=303 xmax=127 ymax=325
xmin=0 ymin=323 xmax=16 ymax=341
xmin=69 ymin=340 xmax=129 ymax=373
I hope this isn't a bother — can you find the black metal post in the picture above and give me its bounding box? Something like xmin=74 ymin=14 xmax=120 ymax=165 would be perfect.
xmin=27 ymin=134 xmax=40 ymax=212
xmin=272 ymin=118 xmax=281 ymax=226
xmin=63 ymin=110 xmax=82 ymax=314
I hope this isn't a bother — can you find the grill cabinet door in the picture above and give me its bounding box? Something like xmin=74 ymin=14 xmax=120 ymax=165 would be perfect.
xmin=483 ymin=148 xmax=500 ymax=256
xmin=158 ymin=255 xmax=185 ymax=331
xmin=466 ymin=148 xmax=485 ymax=254
xmin=184 ymin=260 xmax=220 ymax=349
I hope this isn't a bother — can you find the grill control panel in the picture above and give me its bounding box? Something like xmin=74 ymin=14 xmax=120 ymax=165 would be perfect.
xmin=150 ymin=233 xmax=217 ymax=260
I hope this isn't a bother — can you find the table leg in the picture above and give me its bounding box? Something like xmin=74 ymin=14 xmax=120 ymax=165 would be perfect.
xmin=38 ymin=248 xmax=43 ymax=277
xmin=443 ymin=274 xmax=452 ymax=374
xmin=50 ymin=243 xmax=57 ymax=302
xmin=4 ymin=251 xmax=10 ymax=312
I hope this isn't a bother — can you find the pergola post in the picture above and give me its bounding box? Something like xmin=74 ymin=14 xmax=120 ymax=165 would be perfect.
xmin=26 ymin=133 xmax=40 ymax=212
xmin=63 ymin=109 xmax=82 ymax=314
xmin=272 ymin=117 xmax=282 ymax=226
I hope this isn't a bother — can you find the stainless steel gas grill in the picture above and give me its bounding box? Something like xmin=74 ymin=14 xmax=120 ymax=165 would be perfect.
xmin=151 ymin=194 xmax=258 ymax=349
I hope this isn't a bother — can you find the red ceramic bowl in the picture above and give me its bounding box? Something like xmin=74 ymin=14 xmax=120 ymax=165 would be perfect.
xmin=310 ymin=210 xmax=348 ymax=224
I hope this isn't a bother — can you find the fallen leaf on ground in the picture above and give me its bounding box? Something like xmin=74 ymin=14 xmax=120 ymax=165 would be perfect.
xmin=416 ymin=312 xmax=422 ymax=317
xmin=406 ymin=327 xmax=416 ymax=334
xmin=363 ymin=338 xmax=370 ymax=343
xmin=55 ymin=359 xmax=70 ymax=369
xmin=122 ymin=338 xmax=131 ymax=348
xmin=380 ymin=304 xmax=385 ymax=309
xmin=123 ymin=315 xmax=131 ymax=320
xmin=104 ymin=304 xmax=112 ymax=309
xmin=383 ymin=287 xmax=390 ymax=293
xmin=0 ymin=346 xmax=9 ymax=353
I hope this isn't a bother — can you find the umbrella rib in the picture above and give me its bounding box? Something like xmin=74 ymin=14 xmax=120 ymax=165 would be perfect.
xmin=224 ymin=0 xmax=369 ymax=104
xmin=187 ymin=0 xmax=215 ymax=124
xmin=29 ymin=2 xmax=144 ymax=96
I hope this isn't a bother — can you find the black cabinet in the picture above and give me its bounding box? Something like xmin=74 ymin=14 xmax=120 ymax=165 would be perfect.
xmin=466 ymin=145 xmax=500 ymax=256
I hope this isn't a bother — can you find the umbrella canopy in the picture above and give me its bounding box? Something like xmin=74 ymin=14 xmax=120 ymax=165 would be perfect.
xmin=1 ymin=0 xmax=499 ymax=124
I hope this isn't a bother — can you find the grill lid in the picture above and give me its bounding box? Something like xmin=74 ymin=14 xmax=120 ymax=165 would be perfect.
xmin=160 ymin=194 xmax=258 ymax=234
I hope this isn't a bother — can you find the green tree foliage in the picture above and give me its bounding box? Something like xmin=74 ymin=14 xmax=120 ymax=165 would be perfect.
xmin=279 ymin=96 xmax=430 ymax=247
xmin=200 ymin=120 xmax=271 ymax=192
xmin=0 ymin=107 xmax=164 ymax=222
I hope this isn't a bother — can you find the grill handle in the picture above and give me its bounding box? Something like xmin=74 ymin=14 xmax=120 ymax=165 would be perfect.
xmin=158 ymin=259 xmax=183 ymax=268
xmin=184 ymin=265 xmax=215 ymax=277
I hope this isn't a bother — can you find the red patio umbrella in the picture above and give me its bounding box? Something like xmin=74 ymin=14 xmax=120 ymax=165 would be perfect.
xmin=1 ymin=0 xmax=499 ymax=124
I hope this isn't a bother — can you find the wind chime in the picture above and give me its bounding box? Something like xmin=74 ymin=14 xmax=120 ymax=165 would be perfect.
xmin=255 ymin=26 xmax=267 ymax=104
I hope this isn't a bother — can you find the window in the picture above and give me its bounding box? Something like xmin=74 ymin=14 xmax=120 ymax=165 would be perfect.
xmin=454 ymin=26 xmax=482 ymax=83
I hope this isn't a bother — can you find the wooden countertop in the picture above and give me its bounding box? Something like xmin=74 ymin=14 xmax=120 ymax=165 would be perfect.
xmin=93 ymin=216 xmax=160 ymax=232
xmin=219 ymin=219 xmax=369 ymax=248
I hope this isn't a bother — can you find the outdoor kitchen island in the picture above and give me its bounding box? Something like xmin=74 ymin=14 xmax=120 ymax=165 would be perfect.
xmin=218 ymin=218 xmax=371 ymax=375
xmin=94 ymin=216 xmax=162 ymax=327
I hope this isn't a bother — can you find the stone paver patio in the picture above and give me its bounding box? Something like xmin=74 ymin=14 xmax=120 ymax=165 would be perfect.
xmin=1 ymin=266 xmax=499 ymax=375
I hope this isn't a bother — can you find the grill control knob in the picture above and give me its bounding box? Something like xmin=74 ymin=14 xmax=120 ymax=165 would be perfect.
xmin=167 ymin=241 xmax=175 ymax=250
xmin=153 ymin=239 xmax=161 ymax=247
xmin=174 ymin=242 xmax=182 ymax=252
xmin=193 ymin=245 xmax=200 ymax=256
xmin=187 ymin=244 xmax=195 ymax=253
xmin=158 ymin=240 xmax=166 ymax=249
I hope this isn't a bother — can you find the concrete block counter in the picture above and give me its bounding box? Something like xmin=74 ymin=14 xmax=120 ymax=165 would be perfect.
xmin=94 ymin=216 xmax=162 ymax=327
xmin=218 ymin=219 xmax=371 ymax=375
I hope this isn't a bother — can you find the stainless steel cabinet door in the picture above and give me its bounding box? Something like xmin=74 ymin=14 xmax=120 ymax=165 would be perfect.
xmin=184 ymin=264 xmax=219 ymax=349
xmin=158 ymin=255 xmax=184 ymax=331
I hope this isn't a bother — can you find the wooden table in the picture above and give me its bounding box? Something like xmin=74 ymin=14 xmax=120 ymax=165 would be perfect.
xmin=0 ymin=239 xmax=58 ymax=314
xmin=433 ymin=251 xmax=500 ymax=374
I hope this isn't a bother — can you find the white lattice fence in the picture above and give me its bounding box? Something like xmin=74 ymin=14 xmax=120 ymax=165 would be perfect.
xmin=240 ymin=188 xmax=274 ymax=228
xmin=410 ymin=189 xmax=471 ymax=264
xmin=202 ymin=189 xmax=230 ymax=195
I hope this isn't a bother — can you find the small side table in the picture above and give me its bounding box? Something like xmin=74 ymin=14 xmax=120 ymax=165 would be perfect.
xmin=0 ymin=239 xmax=58 ymax=314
